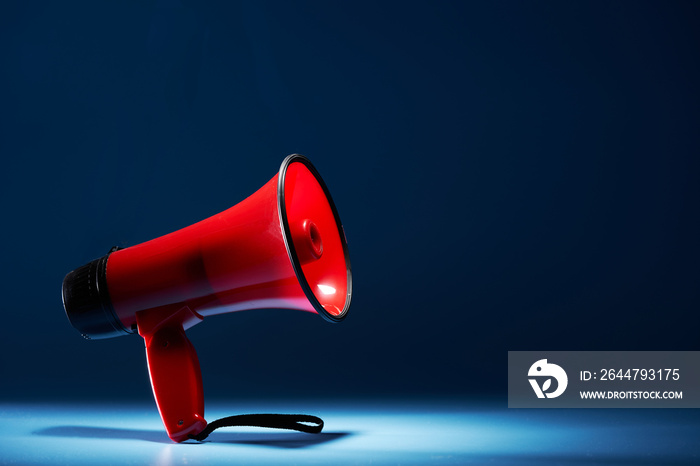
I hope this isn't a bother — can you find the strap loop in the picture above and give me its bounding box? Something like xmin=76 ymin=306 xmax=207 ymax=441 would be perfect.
xmin=189 ymin=414 xmax=324 ymax=441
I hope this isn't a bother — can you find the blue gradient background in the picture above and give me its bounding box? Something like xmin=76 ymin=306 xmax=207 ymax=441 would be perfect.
xmin=1 ymin=1 xmax=699 ymax=464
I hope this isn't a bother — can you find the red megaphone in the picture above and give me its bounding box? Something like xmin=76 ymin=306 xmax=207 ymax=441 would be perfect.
xmin=62 ymin=154 xmax=352 ymax=442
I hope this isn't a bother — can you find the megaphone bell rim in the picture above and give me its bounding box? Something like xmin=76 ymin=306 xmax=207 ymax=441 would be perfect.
xmin=277 ymin=154 xmax=352 ymax=323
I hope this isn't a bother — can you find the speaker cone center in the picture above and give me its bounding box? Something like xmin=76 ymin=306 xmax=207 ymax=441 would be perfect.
xmin=294 ymin=219 xmax=323 ymax=265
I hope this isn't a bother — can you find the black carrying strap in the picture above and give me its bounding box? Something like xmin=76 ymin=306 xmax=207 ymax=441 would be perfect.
xmin=189 ymin=414 xmax=324 ymax=441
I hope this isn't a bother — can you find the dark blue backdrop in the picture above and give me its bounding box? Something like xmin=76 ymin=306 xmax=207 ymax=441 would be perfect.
xmin=1 ymin=1 xmax=698 ymax=402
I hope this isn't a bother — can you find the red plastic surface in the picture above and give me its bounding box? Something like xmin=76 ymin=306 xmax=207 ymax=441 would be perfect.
xmin=284 ymin=162 xmax=349 ymax=317
xmin=137 ymin=306 xmax=206 ymax=443
xmin=106 ymin=174 xmax=310 ymax=329
xmin=103 ymin=156 xmax=350 ymax=442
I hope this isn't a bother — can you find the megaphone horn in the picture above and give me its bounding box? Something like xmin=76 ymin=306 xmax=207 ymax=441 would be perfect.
xmin=61 ymin=154 xmax=352 ymax=442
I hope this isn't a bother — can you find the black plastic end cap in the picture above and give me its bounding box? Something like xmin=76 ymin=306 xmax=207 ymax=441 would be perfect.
xmin=62 ymin=255 xmax=129 ymax=340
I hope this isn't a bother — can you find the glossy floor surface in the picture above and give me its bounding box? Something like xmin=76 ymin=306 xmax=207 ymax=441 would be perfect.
xmin=1 ymin=400 xmax=699 ymax=465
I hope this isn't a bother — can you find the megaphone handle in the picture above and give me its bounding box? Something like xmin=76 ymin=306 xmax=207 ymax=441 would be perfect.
xmin=141 ymin=322 xmax=207 ymax=443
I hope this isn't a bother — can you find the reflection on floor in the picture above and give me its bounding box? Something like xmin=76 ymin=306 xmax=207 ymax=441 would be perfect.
xmin=1 ymin=400 xmax=699 ymax=465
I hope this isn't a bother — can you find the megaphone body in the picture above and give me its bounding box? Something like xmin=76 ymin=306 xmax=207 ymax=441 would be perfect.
xmin=62 ymin=155 xmax=351 ymax=442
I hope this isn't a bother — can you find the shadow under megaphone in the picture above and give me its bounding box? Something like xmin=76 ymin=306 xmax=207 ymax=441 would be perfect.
xmin=34 ymin=425 xmax=353 ymax=449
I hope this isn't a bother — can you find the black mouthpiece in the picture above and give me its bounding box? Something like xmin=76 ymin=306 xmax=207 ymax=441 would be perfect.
xmin=62 ymin=253 xmax=130 ymax=339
